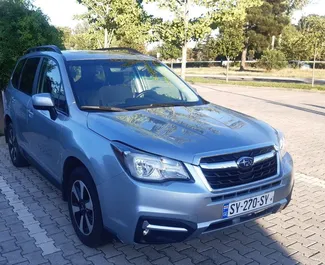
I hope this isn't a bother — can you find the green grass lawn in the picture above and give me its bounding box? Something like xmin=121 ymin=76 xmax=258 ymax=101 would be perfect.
xmin=186 ymin=77 xmax=325 ymax=91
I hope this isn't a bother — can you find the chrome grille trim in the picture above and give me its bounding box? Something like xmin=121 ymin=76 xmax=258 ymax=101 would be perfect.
xmin=200 ymin=160 xmax=238 ymax=170
xmin=200 ymin=150 xmax=276 ymax=170
xmin=254 ymin=150 xmax=276 ymax=164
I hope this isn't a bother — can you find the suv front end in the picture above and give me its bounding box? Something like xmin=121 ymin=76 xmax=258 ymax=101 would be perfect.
xmin=98 ymin=139 xmax=293 ymax=244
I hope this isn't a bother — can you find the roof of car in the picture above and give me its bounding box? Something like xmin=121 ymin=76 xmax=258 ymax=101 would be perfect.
xmin=61 ymin=50 xmax=155 ymax=61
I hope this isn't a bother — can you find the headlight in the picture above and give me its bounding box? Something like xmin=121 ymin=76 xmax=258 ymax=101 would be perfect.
xmin=276 ymin=130 xmax=287 ymax=158
xmin=112 ymin=143 xmax=191 ymax=182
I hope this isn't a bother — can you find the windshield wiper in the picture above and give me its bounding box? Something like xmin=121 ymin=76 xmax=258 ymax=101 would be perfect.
xmin=80 ymin=106 xmax=128 ymax=112
xmin=125 ymin=102 xmax=188 ymax=110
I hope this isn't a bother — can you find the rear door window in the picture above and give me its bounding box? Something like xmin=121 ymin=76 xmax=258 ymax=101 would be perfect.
xmin=20 ymin=57 xmax=41 ymax=95
xmin=11 ymin=59 xmax=26 ymax=89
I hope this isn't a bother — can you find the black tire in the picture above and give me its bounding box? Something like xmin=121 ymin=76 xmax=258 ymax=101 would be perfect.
xmin=7 ymin=122 xmax=29 ymax=167
xmin=67 ymin=167 xmax=112 ymax=247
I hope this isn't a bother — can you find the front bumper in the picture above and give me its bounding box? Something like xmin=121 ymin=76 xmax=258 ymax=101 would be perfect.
xmin=97 ymin=153 xmax=294 ymax=244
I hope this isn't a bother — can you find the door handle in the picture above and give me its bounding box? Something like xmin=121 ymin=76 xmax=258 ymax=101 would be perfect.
xmin=12 ymin=98 xmax=16 ymax=103
xmin=28 ymin=109 xmax=34 ymax=118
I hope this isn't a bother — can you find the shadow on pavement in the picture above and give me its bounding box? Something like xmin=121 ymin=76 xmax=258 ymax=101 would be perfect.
xmin=304 ymin=103 xmax=325 ymax=110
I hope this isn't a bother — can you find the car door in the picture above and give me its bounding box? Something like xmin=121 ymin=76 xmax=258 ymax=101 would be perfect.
xmin=27 ymin=57 xmax=68 ymax=180
xmin=13 ymin=57 xmax=41 ymax=150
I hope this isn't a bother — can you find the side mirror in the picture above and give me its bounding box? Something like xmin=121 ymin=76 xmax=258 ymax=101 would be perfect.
xmin=32 ymin=93 xmax=57 ymax=120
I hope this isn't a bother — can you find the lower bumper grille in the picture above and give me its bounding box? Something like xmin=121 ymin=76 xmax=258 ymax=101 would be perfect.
xmin=201 ymin=146 xmax=278 ymax=189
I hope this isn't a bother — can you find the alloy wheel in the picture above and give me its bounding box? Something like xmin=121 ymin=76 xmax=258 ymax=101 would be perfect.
xmin=71 ymin=180 xmax=94 ymax=235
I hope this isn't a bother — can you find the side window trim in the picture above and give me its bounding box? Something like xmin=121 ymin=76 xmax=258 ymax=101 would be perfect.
xmin=37 ymin=56 xmax=69 ymax=116
xmin=32 ymin=57 xmax=44 ymax=95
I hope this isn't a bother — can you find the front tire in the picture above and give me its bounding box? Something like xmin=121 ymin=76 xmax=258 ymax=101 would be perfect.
xmin=67 ymin=167 xmax=112 ymax=247
xmin=7 ymin=122 xmax=29 ymax=167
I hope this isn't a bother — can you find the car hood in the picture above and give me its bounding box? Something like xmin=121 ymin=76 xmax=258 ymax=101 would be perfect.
xmin=87 ymin=104 xmax=278 ymax=165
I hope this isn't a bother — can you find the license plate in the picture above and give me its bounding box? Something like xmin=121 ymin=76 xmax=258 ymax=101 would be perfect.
xmin=222 ymin=192 xmax=274 ymax=218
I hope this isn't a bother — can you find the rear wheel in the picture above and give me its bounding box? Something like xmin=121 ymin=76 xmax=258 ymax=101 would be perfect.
xmin=7 ymin=123 xmax=29 ymax=167
xmin=67 ymin=167 xmax=112 ymax=247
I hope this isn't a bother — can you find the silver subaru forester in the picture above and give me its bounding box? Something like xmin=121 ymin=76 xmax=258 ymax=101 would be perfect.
xmin=3 ymin=45 xmax=294 ymax=247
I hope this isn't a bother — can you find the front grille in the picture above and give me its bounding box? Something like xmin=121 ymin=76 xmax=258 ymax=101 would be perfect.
xmin=201 ymin=146 xmax=278 ymax=189
xmin=200 ymin=146 xmax=274 ymax=164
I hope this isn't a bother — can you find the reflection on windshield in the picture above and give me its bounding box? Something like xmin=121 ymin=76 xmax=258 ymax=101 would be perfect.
xmin=67 ymin=60 xmax=203 ymax=109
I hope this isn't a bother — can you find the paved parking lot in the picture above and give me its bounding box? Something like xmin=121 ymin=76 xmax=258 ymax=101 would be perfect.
xmin=1 ymin=84 xmax=325 ymax=265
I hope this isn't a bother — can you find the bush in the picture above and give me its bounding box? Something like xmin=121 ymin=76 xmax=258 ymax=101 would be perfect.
xmin=258 ymin=50 xmax=288 ymax=71
xmin=0 ymin=0 xmax=64 ymax=90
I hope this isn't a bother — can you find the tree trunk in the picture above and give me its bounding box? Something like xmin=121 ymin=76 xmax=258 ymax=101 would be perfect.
xmin=104 ymin=4 xmax=109 ymax=48
xmin=226 ymin=57 xmax=230 ymax=82
xmin=271 ymin=36 xmax=276 ymax=50
xmin=240 ymin=44 xmax=248 ymax=71
xmin=180 ymin=0 xmax=189 ymax=80
xmin=104 ymin=28 xmax=108 ymax=48
xmin=181 ymin=43 xmax=188 ymax=79
xmin=312 ymin=44 xmax=317 ymax=87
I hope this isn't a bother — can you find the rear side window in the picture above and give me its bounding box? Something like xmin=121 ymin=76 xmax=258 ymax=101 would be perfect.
xmin=11 ymin=59 xmax=26 ymax=89
xmin=20 ymin=57 xmax=40 ymax=95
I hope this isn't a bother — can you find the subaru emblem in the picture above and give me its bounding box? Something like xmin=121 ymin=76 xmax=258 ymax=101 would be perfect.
xmin=237 ymin=157 xmax=254 ymax=169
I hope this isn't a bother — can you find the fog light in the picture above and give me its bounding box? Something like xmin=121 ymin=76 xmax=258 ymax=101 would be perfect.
xmin=143 ymin=229 xmax=149 ymax=236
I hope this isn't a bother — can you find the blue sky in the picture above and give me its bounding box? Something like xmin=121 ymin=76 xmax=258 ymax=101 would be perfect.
xmin=34 ymin=0 xmax=325 ymax=28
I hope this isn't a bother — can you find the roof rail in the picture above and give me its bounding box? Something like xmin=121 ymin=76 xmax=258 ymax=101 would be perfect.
xmin=95 ymin=47 xmax=143 ymax=55
xmin=26 ymin=45 xmax=62 ymax=54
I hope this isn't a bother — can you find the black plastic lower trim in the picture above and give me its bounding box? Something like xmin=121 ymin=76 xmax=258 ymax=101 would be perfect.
xmin=22 ymin=149 xmax=62 ymax=191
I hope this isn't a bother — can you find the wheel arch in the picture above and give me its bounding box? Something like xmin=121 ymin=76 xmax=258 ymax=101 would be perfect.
xmin=62 ymin=156 xmax=92 ymax=201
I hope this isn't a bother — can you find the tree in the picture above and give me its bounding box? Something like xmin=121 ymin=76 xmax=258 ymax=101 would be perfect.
xmin=206 ymin=22 xmax=244 ymax=81
xmin=240 ymin=0 xmax=290 ymax=71
xmin=77 ymin=0 xmax=153 ymax=50
xmin=158 ymin=42 xmax=182 ymax=60
xmin=59 ymin=22 xmax=105 ymax=50
xmin=280 ymin=24 xmax=311 ymax=61
xmin=147 ymin=0 xmax=212 ymax=78
xmin=0 ymin=0 xmax=63 ymax=90
xmin=299 ymin=15 xmax=325 ymax=86
xmin=148 ymin=0 xmax=262 ymax=79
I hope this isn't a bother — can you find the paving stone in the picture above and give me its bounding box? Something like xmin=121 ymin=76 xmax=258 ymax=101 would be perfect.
xmin=130 ymin=256 xmax=152 ymax=265
xmin=3 ymin=250 xmax=27 ymax=264
xmin=58 ymin=242 xmax=80 ymax=257
xmin=174 ymin=258 xmax=195 ymax=265
xmin=87 ymin=254 xmax=113 ymax=265
xmin=246 ymin=250 xmax=277 ymax=265
xmin=0 ymin=239 xmax=20 ymax=253
xmin=45 ymin=252 xmax=70 ymax=265
xmin=200 ymin=249 xmax=230 ymax=265
xmin=159 ymin=247 xmax=187 ymax=263
xmin=20 ymin=240 xmax=42 ymax=254
xmin=65 ymin=253 xmax=91 ymax=265
xmin=180 ymin=247 xmax=209 ymax=264
xmin=223 ymin=250 xmax=253 ymax=265
xmin=138 ymin=246 xmax=165 ymax=261
xmin=0 ymin=231 xmax=13 ymax=243
xmin=152 ymin=257 xmax=174 ymax=265
xmin=118 ymin=245 xmax=144 ymax=260
xmin=106 ymin=254 xmax=133 ymax=265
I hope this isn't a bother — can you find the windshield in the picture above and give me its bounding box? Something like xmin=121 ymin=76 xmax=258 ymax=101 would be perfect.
xmin=67 ymin=60 xmax=203 ymax=110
